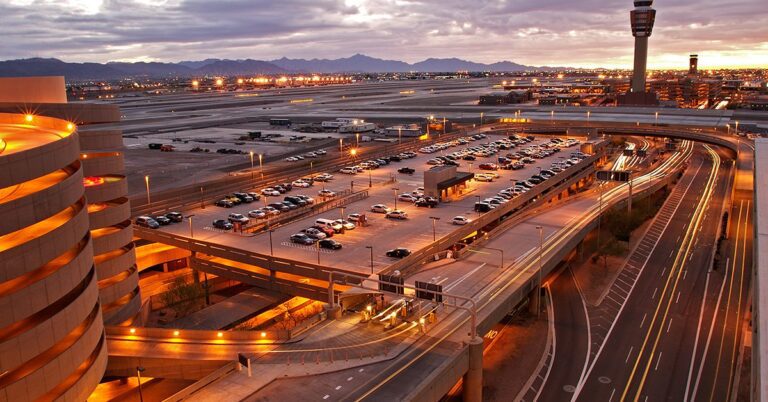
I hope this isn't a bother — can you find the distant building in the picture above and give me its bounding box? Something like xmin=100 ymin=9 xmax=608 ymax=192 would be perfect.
xmin=383 ymin=124 xmax=423 ymax=137
xmin=479 ymin=90 xmax=532 ymax=105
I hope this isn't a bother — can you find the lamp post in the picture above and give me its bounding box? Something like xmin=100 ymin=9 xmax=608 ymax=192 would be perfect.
xmin=136 ymin=366 xmax=146 ymax=402
xmin=597 ymin=181 xmax=604 ymax=249
xmin=398 ymin=127 xmax=402 ymax=144
xmin=735 ymin=120 xmax=739 ymax=135
xmin=429 ymin=217 xmax=441 ymax=241
xmin=268 ymin=229 xmax=274 ymax=256
xmin=550 ymin=110 xmax=554 ymax=124
xmin=316 ymin=240 xmax=321 ymax=264
xmin=392 ymin=188 xmax=399 ymax=210
xmin=339 ymin=138 xmax=343 ymax=153
xmin=258 ymin=153 xmax=263 ymax=179
xmin=187 ymin=215 xmax=195 ymax=238
xmin=356 ymin=133 xmax=360 ymax=148
xmin=536 ymin=225 xmax=544 ymax=319
xmin=587 ymin=110 xmax=591 ymax=124
xmin=200 ymin=186 xmax=205 ymax=209
xmin=655 ymin=111 xmax=659 ymax=125
xmin=144 ymin=175 xmax=151 ymax=204
xmin=368 ymin=169 xmax=372 ymax=188
xmin=443 ymin=117 xmax=447 ymax=137
xmin=249 ymin=151 xmax=255 ymax=180
xmin=480 ymin=112 xmax=484 ymax=126
xmin=365 ymin=246 xmax=374 ymax=275
xmin=339 ymin=207 xmax=346 ymax=221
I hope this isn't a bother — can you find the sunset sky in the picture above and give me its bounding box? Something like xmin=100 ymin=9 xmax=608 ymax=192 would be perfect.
xmin=3 ymin=0 xmax=767 ymax=69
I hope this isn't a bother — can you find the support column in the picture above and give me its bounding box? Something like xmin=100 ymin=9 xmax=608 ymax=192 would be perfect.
xmin=462 ymin=336 xmax=484 ymax=402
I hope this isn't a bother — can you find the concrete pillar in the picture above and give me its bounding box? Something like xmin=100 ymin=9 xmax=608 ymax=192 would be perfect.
xmin=325 ymin=304 xmax=342 ymax=319
xmin=462 ymin=336 xmax=484 ymax=402
xmin=162 ymin=262 xmax=169 ymax=273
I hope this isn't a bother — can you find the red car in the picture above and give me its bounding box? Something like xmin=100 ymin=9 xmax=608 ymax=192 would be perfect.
xmin=479 ymin=163 xmax=498 ymax=170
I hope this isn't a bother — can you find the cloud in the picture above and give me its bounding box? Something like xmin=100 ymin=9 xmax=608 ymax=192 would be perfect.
xmin=0 ymin=0 xmax=765 ymax=68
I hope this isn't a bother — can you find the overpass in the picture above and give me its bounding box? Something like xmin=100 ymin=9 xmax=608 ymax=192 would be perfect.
xmin=119 ymin=121 xmax=757 ymax=399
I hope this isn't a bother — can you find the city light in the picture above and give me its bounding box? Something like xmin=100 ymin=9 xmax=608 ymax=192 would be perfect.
xmin=215 ymin=78 xmax=223 ymax=86
xmin=24 ymin=114 xmax=33 ymax=122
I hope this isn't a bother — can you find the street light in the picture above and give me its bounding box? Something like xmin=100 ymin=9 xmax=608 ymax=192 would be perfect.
xmin=268 ymin=229 xmax=274 ymax=256
xmin=480 ymin=112 xmax=484 ymax=126
xmin=536 ymin=225 xmax=544 ymax=319
xmin=339 ymin=138 xmax=343 ymax=153
xmin=144 ymin=175 xmax=151 ymax=204
xmin=368 ymin=169 xmax=372 ymax=188
xmin=316 ymin=240 xmax=321 ymax=264
xmin=429 ymin=217 xmax=441 ymax=241
xmin=187 ymin=215 xmax=195 ymax=238
xmin=136 ymin=366 xmax=146 ymax=402
xmin=249 ymin=151 xmax=255 ymax=180
xmin=550 ymin=110 xmax=554 ymax=124
xmin=398 ymin=127 xmax=402 ymax=144
xmin=655 ymin=111 xmax=659 ymax=125
xmin=365 ymin=246 xmax=374 ymax=275
xmin=392 ymin=188 xmax=399 ymax=210
xmin=587 ymin=110 xmax=591 ymax=124
xmin=356 ymin=133 xmax=360 ymax=147
xmin=339 ymin=206 xmax=346 ymax=221
xmin=258 ymin=154 xmax=264 ymax=179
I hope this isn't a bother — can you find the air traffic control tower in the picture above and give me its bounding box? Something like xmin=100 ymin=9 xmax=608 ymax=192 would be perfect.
xmin=619 ymin=0 xmax=660 ymax=105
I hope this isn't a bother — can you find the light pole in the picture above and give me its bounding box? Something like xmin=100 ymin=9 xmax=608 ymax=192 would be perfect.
xmin=268 ymin=229 xmax=274 ymax=256
xmin=144 ymin=175 xmax=151 ymax=204
xmin=316 ymin=240 xmax=321 ymax=264
xmin=187 ymin=215 xmax=195 ymax=238
xmin=735 ymin=120 xmax=739 ymax=135
xmin=249 ymin=151 xmax=255 ymax=180
xmin=443 ymin=117 xmax=447 ymax=136
xmin=550 ymin=110 xmax=554 ymax=124
xmin=258 ymin=153 xmax=263 ymax=179
xmin=339 ymin=206 xmax=346 ymax=221
xmin=368 ymin=169 xmax=372 ymax=188
xmin=356 ymin=133 xmax=360 ymax=148
xmin=597 ymin=181 xmax=604 ymax=249
xmin=536 ymin=225 xmax=544 ymax=319
xmin=480 ymin=112 xmax=484 ymax=126
xmin=200 ymin=186 xmax=205 ymax=209
xmin=587 ymin=110 xmax=591 ymax=124
xmin=365 ymin=246 xmax=374 ymax=275
xmin=655 ymin=111 xmax=659 ymax=125
xmin=310 ymin=161 xmax=314 ymax=177
xmin=136 ymin=366 xmax=146 ymax=402
xmin=429 ymin=217 xmax=440 ymax=241
xmin=398 ymin=127 xmax=402 ymax=144
xmin=339 ymin=138 xmax=343 ymax=153
xmin=392 ymin=188 xmax=399 ymax=210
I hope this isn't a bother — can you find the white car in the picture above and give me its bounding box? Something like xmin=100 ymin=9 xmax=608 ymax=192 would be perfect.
xmin=318 ymin=189 xmax=336 ymax=198
xmin=315 ymin=150 xmax=327 ymax=155
xmin=398 ymin=193 xmax=417 ymax=202
xmin=285 ymin=157 xmax=299 ymax=162
xmin=385 ymin=210 xmax=408 ymax=220
xmin=248 ymin=209 xmax=266 ymax=219
xmin=340 ymin=167 xmax=357 ymax=174
xmin=302 ymin=228 xmax=327 ymax=240
xmin=292 ymin=180 xmax=311 ymax=188
xmin=227 ymin=213 xmax=249 ymax=225
xmin=474 ymin=174 xmax=493 ymax=182
xmin=452 ymin=216 xmax=469 ymax=225
xmin=371 ymin=204 xmax=391 ymax=214
xmin=261 ymin=188 xmax=280 ymax=196
xmin=334 ymin=219 xmax=356 ymax=230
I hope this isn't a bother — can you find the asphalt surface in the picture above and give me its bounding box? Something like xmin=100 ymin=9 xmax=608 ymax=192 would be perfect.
xmin=561 ymin=145 xmax=734 ymax=402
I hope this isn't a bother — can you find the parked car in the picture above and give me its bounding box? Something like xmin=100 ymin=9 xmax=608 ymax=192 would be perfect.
xmin=212 ymin=219 xmax=233 ymax=230
xmin=398 ymin=167 xmax=415 ymax=174
xmin=334 ymin=219 xmax=356 ymax=230
xmin=233 ymin=192 xmax=254 ymax=203
xmin=246 ymin=192 xmax=261 ymax=201
xmin=398 ymin=193 xmax=418 ymax=202
xmin=386 ymin=210 xmax=408 ymax=220
xmin=248 ymin=209 xmax=266 ymax=219
xmin=268 ymin=202 xmax=290 ymax=212
xmin=415 ymin=197 xmax=439 ymax=208
xmin=215 ymin=199 xmax=234 ymax=208
xmin=318 ymin=189 xmax=337 ymax=198
xmin=165 ymin=211 xmax=183 ymax=223
xmin=302 ymin=227 xmax=327 ymax=240
xmin=319 ymin=239 xmax=343 ymax=250
xmin=292 ymin=179 xmax=311 ymax=188
xmin=386 ymin=248 xmax=412 ymax=258
xmin=262 ymin=206 xmax=280 ymax=216
xmin=311 ymin=225 xmax=335 ymax=237
xmin=154 ymin=215 xmax=171 ymax=225
xmin=290 ymin=233 xmax=315 ymax=245
xmin=135 ymin=216 xmax=160 ymax=229
xmin=474 ymin=202 xmax=494 ymax=213
xmin=261 ymin=188 xmax=280 ymax=196
xmin=227 ymin=213 xmax=249 ymax=225
xmin=452 ymin=216 xmax=470 ymax=225
xmin=371 ymin=204 xmax=391 ymax=214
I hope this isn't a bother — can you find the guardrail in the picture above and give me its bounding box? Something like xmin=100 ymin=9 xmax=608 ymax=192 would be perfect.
xmin=381 ymin=152 xmax=600 ymax=276
xmin=133 ymin=226 xmax=362 ymax=282
xmin=106 ymin=325 xmax=291 ymax=342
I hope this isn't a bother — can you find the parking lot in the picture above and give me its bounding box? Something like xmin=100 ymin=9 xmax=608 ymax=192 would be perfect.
xmin=147 ymin=132 xmax=588 ymax=274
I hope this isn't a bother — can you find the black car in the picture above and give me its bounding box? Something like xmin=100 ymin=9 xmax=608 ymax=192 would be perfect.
xmin=284 ymin=196 xmax=307 ymax=207
xmin=281 ymin=201 xmax=299 ymax=210
xmin=474 ymin=202 xmax=494 ymax=213
xmin=269 ymin=202 xmax=290 ymax=212
xmin=281 ymin=183 xmax=293 ymax=191
xmin=166 ymin=211 xmax=183 ymax=223
xmin=389 ymin=155 xmax=402 ymax=162
xmin=290 ymin=233 xmax=315 ymax=245
xmin=386 ymin=248 xmax=412 ymax=258
xmin=233 ymin=192 xmax=254 ymax=203
xmin=212 ymin=219 xmax=233 ymax=230
xmin=398 ymin=167 xmax=415 ymax=175
xmin=462 ymin=154 xmax=476 ymax=161
xmin=319 ymin=239 xmax=343 ymax=250
xmin=154 ymin=215 xmax=171 ymax=225
xmin=246 ymin=192 xmax=261 ymax=201
xmin=415 ymin=197 xmax=439 ymax=208
xmin=215 ymin=199 xmax=234 ymax=208
xmin=274 ymin=185 xmax=288 ymax=194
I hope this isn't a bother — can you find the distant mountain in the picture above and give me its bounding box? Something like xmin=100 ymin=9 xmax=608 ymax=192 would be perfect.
xmin=0 ymin=58 xmax=121 ymax=80
xmin=106 ymin=61 xmax=194 ymax=76
xmin=270 ymin=53 xmax=412 ymax=73
xmin=195 ymin=59 xmax=286 ymax=75
xmin=0 ymin=54 xmax=555 ymax=81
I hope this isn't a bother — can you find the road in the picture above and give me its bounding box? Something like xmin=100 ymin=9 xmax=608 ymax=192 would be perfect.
xmin=563 ymin=144 xmax=739 ymax=402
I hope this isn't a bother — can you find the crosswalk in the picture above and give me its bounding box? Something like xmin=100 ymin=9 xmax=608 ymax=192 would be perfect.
xmin=280 ymin=241 xmax=335 ymax=254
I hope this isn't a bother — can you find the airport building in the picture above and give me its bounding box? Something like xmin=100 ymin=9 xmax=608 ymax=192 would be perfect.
xmin=0 ymin=111 xmax=107 ymax=400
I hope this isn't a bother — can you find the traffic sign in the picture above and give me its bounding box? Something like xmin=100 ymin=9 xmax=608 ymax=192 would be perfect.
xmin=597 ymin=170 xmax=631 ymax=182
xmin=379 ymin=274 xmax=405 ymax=295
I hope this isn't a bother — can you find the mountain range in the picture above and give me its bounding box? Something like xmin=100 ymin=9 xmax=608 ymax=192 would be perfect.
xmin=0 ymin=54 xmax=551 ymax=81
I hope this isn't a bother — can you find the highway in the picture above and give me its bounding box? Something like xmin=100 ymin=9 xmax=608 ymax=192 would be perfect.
xmin=558 ymin=144 xmax=738 ymax=402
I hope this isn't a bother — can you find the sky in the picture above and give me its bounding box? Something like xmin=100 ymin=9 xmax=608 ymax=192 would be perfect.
xmin=2 ymin=0 xmax=767 ymax=69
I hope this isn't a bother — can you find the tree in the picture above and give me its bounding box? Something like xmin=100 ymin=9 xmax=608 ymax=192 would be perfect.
xmin=596 ymin=238 xmax=627 ymax=269
xmin=159 ymin=277 xmax=204 ymax=318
